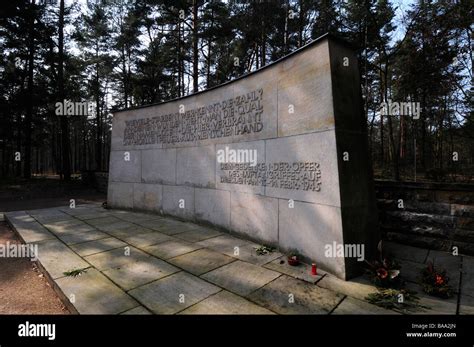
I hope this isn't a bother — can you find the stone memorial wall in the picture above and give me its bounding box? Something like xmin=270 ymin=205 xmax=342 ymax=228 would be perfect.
xmin=108 ymin=34 xmax=379 ymax=279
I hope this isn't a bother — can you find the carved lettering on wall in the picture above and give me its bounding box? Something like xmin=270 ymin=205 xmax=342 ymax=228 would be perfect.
xmin=220 ymin=162 xmax=322 ymax=191
xmin=123 ymin=88 xmax=264 ymax=146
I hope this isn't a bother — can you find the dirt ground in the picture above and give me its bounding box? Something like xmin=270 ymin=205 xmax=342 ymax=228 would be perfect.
xmin=0 ymin=221 xmax=70 ymax=314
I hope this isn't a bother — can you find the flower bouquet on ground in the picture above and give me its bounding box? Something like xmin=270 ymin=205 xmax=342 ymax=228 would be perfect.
xmin=420 ymin=261 xmax=454 ymax=298
xmin=366 ymin=288 xmax=427 ymax=312
xmin=365 ymin=241 xmax=402 ymax=288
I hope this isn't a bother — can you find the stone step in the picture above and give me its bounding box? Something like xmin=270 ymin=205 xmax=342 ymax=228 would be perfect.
xmin=385 ymin=231 xmax=474 ymax=256
xmin=385 ymin=231 xmax=453 ymax=253
xmin=382 ymin=210 xmax=456 ymax=229
xmin=381 ymin=224 xmax=450 ymax=239
xmin=377 ymin=199 xmax=474 ymax=217
xmin=374 ymin=180 xmax=474 ymax=205
xmin=382 ymin=224 xmax=474 ymax=243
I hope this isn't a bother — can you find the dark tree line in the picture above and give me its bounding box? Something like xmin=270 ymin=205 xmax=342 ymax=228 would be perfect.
xmin=0 ymin=0 xmax=472 ymax=182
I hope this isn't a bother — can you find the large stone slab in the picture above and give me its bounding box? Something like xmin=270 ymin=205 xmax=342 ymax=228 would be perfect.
xmin=56 ymin=229 xmax=109 ymax=245
xmin=230 ymin=192 xmax=278 ymax=244
xmin=196 ymin=234 xmax=251 ymax=254
xmin=86 ymin=215 xmax=124 ymax=227
xmin=35 ymin=239 xmax=91 ymax=279
xmin=120 ymin=306 xmax=152 ymax=315
xmin=276 ymin=39 xmax=332 ymax=137
xmin=162 ymin=185 xmax=195 ymax=220
xmin=121 ymin=232 xmax=173 ymax=248
xmin=264 ymin=132 xmax=340 ymax=206
xmin=143 ymin=240 xmax=203 ymax=260
xmin=404 ymin=282 xmax=458 ymax=315
xmin=201 ymin=261 xmax=281 ymax=296
xmin=108 ymin=182 xmax=134 ymax=209
xmin=84 ymin=246 xmax=150 ymax=271
xmin=141 ymin=148 xmax=176 ymax=184
xmin=103 ymin=256 xmax=180 ymax=290
xmin=109 ymin=150 xmax=141 ymax=183
xmin=133 ymin=183 xmax=163 ymax=212
xmin=194 ymin=188 xmax=230 ymax=228
xmin=10 ymin=220 xmax=55 ymax=243
xmin=137 ymin=219 xmax=197 ymax=235
xmin=215 ymin=140 xmax=266 ymax=195
xmin=128 ymin=272 xmax=221 ymax=314
xmin=173 ymin=226 xmax=222 ymax=243
xmin=221 ymin=243 xmax=283 ymax=266
xmin=44 ymin=220 xmax=96 ymax=235
xmin=70 ymin=237 xmax=127 ymax=257
xmin=168 ymin=248 xmax=236 ymax=275
xmin=248 ymin=275 xmax=343 ymax=314
xmin=278 ymin=200 xmax=345 ymax=277
xmin=263 ymin=256 xmax=323 ymax=284
xmin=316 ymin=274 xmax=378 ymax=301
xmin=108 ymin=34 xmax=379 ymax=279
xmin=93 ymin=221 xmax=135 ymax=233
xmin=56 ymin=268 xmax=137 ymax=314
xmin=179 ymin=290 xmax=274 ymax=314
xmin=176 ymin=145 xmax=216 ymax=188
xmin=332 ymin=297 xmax=399 ymax=315
xmin=105 ymin=225 xmax=153 ymax=239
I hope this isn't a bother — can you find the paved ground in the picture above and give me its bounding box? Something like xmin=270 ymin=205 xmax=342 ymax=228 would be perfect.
xmin=3 ymin=203 xmax=473 ymax=314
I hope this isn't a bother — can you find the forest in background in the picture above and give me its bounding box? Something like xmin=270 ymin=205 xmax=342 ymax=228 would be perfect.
xmin=0 ymin=0 xmax=472 ymax=183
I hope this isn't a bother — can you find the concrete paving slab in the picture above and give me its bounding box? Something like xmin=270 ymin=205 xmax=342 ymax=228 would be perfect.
xmin=56 ymin=229 xmax=109 ymax=245
xmin=36 ymin=239 xmax=90 ymax=279
xmin=129 ymin=272 xmax=221 ymax=314
xmin=248 ymin=275 xmax=343 ymax=314
xmin=73 ymin=212 xmax=112 ymax=220
xmin=103 ymin=257 xmax=180 ymax=290
xmin=173 ymin=227 xmax=223 ymax=243
xmin=222 ymin=243 xmax=283 ymax=266
xmin=263 ymin=256 xmax=323 ymax=283
xmin=201 ymin=261 xmax=281 ymax=296
xmin=120 ymin=306 xmax=152 ymax=315
xmin=168 ymin=248 xmax=236 ymax=276
xmin=5 ymin=211 xmax=34 ymax=223
xmin=12 ymin=222 xmax=56 ymax=243
xmin=152 ymin=221 xmax=200 ymax=235
xmin=105 ymin=226 xmax=154 ymax=239
xmin=179 ymin=290 xmax=274 ymax=314
xmin=70 ymin=237 xmax=127 ymax=257
xmin=56 ymin=268 xmax=137 ymax=314
xmin=86 ymin=216 xmax=124 ymax=227
xmin=332 ymin=297 xmax=399 ymax=315
xmin=34 ymin=213 xmax=76 ymax=224
xmin=405 ymin=282 xmax=458 ymax=314
xmin=113 ymin=212 xmax=162 ymax=223
xmin=84 ymin=246 xmax=150 ymax=271
xmin=143 ymin=240 xmax=203 ymax=260
xmin=44 ymin=220 xmax=96 ymax=235
xmin=196 ymin=234 xmax=250 ymax=254
xmin=92 ymin=221 xmax=135 ymax=233
xmin=121 ymin=232 xmax=174 ymax=248
xmin=316 ymin=274 xmax=378 ymax=301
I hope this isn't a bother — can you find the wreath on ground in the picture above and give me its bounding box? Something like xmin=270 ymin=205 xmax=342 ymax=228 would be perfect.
xmin=420 ymin=261 xmax=454 ymax=299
